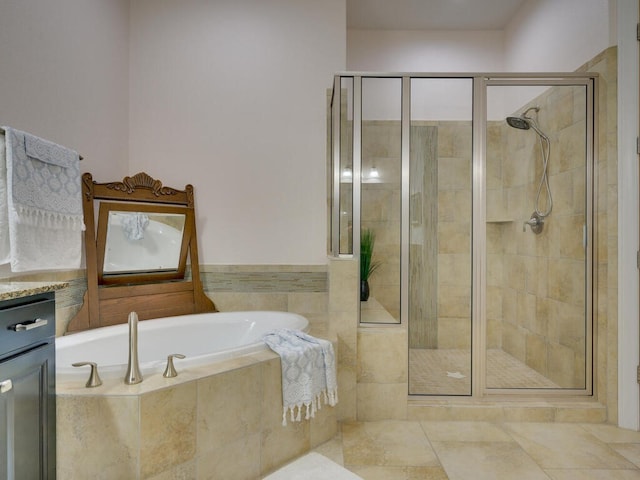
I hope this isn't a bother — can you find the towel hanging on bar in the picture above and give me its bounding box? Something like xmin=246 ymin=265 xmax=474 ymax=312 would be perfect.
xmin=0 ymin=126 xmax=83 ymax=160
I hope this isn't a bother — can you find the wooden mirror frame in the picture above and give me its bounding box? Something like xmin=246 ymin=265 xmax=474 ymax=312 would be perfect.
xmin=67 ymin=172 xmax=216 ymax=333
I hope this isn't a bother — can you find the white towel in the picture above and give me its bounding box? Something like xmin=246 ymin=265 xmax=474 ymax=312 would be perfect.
xmin=3 ymin=127 xmax=84 ymax=272
xmin=119 ymin=212 xmax=149 ymax=241
xmin=263 ymin=329 xmax=338 ymax=426
xmin=0 ymin=132 xmax=9 ymax=264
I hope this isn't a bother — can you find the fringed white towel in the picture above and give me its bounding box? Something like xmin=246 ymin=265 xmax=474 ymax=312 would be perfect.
xmin=263 ymin=329 xmax=338 ymax=426
xmin=3 ymin=127 xmax=84 ymax=272
xmin=0 ymin=132 xmax=10 ymax=264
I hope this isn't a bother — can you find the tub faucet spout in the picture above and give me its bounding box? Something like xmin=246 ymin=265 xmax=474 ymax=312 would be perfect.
xmin=124 ymin=311 xmax=143 ymax=384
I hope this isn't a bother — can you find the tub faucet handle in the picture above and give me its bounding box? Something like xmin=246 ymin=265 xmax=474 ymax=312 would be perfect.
xmin=72 ymin=362 xmax=103 ymax=388
xmin=163 ymin=354 xmax=186 ymax=378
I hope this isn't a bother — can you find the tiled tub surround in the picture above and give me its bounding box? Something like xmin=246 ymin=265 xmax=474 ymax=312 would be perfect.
xmin=57 ymin=348 xmax=338 ymax=479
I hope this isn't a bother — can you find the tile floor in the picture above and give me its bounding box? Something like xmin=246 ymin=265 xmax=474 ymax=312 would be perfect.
xmin=310 ymin=420 xmax=640 ymax=479
xmin=409 ymin=349 xmax=559 ymax=395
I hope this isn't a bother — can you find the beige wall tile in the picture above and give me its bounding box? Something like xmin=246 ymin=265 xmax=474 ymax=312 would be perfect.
xmin=146 ymin=460 xmax=196 ymax=480
xmin=357 ymin=383 xmax=408 ymax=421
xmin=197 ymin=433 xmax=261 ymax=480
xmin=358 ymin=328 xmax=408 ymax=383
xmin=502 ymin=406 xmax=555 ymax=422
xmin=197 ymin=364 xmax=262 ymax=453
xmin=288 ymin=292 xmax=328 ymax=315
xmin=209 ymin=292 xmax=288 ymax=312
xmin=56 ymin=395 xmax=140 ymax=480
xmin=260 ymin=422 xmax=310 ymax=475
xmin=140 ymin=383 xmax=197 ymax=478
xmin=338 ymin=364 xmax=358 ymax=422
xmin=437 ymin=317 xmax=472 ymax=349
xmin=309 ymin=401 xmax=339 ymax=448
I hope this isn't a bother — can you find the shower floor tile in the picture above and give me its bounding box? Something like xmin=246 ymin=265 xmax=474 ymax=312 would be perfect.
xmin=409 ymin=348 xmax=559 ymax=395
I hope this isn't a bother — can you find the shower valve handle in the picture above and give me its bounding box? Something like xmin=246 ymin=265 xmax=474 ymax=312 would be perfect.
xmin=523 ymin=212 xmax=544 ymax=234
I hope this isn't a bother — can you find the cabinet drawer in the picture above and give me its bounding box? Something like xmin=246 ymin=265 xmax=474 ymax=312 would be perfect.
xmin=0 ymin=294 xmax=55 ymax=357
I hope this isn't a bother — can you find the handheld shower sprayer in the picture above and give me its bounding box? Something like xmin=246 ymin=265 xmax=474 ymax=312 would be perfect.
xmin=506 ymin=106 xmax=553 ymax=233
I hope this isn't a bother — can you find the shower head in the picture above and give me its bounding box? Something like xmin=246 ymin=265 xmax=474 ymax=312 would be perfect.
xmin=506 ymin=116 xmax=531 ymax=130
xmin=506 ymin=106 xmax=541 ymax=130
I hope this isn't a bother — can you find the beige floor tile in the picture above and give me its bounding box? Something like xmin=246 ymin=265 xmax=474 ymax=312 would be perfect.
xmin=406 ymin=466 xmax=449 ymax=480
xmin=347 ymin=465 xmax=449 ymax=480
xmin=313 ymin=433 xmax=346 ymax=466
xmin=544 ymin=469 xmax=640 ymax=479
xmin=431 ymin=441 xmax=549 ymax=480
xmin=421 ymin=421 xmax=514 ymax=442
xmin=347 ymin=465 xmax=409 ymax=480
xmin=611 ymin=444 xmax=640 ymax=468
xmin=342 ymin=421 xmax=439 ymax=467
xmin=504 ymin=423 xmax=636 ymax=469
xmin=580 ymin=424 xmax=640 ymax=444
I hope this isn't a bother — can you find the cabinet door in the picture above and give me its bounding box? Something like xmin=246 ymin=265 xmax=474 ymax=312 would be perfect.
xmin=0 ymin=343 xmax=55 ymax=480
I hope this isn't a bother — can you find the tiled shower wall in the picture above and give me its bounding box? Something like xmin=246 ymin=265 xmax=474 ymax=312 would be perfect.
xmin=487 ymin=84 xmax=588 ymax=388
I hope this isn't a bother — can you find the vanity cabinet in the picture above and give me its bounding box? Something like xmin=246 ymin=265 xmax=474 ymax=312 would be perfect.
xmin=0 ymin=293 xmax=56 ymax=480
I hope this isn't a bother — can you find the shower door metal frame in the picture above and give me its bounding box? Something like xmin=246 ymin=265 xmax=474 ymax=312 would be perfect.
xmin=476 ymin=75 xmax=597 ymax=397
xmin=330 ymin=72 xmax=598 ymax=398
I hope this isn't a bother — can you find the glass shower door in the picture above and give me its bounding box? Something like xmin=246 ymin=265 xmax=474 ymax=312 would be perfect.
xmin=484 ymin=81 xmax=593 ymax=391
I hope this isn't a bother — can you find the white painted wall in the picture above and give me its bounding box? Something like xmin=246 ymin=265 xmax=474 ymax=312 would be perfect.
xmin=504 ymin=0 xmax=614 ymax=72
xmin=0 ymin=0 xmax=130 ymax=181
xmin=129 ymin=0 xmax=346 ymax=265
xmin=347 ymin=1 xmax=613 ymax=120
xmin=347 ymin=29 xmax=505 ymax=72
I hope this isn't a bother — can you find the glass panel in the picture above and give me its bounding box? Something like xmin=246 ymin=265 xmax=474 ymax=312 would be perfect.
xmin=339 ymin=77 xmax=354 ymax=255
xmin=359 ymin=77 xmax=402 ymax=324
xmin=486 ymin=84 xmax=588 ymax=389
xmin=408 ymin=78 xmax=473 ymax=395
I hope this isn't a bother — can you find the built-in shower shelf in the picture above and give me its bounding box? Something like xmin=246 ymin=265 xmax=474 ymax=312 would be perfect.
xmin=486 ymin=218 xmax=514 ymax=224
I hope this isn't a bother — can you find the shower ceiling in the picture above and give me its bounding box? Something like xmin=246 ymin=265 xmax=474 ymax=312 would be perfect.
xmin=347 ymin=0 xmax=527 ymax=30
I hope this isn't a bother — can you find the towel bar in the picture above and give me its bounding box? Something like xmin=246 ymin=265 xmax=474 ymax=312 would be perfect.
xmin=0 ymin=126 xmax=83 ymax=160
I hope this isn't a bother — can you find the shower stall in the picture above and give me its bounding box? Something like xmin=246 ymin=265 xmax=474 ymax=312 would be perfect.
xmin=329 ymin=73 xmax=597 ymax=397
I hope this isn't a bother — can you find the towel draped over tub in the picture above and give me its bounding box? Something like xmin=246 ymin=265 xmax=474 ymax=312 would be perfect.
xmin=263 ymin=329 xmax=338 ymax=426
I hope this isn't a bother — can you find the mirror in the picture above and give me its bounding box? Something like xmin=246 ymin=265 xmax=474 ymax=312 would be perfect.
xmin=96 ymin=202 xmax=191 ymax=285
xmin=67 ymin=172 xmax=216 ymax=333
xmin=103 ymin=210 xmax=185 ymax=274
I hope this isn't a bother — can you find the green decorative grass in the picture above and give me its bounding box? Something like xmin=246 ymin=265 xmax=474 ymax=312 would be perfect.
xmin=360 ymin=228 xmax=381 ymax=281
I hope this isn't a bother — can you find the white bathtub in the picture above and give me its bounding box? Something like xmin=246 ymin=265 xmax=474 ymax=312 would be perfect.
xmin=56 ymin=311 xmax=308 ymax=382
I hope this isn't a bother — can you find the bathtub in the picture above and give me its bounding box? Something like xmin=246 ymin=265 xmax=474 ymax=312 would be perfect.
xmin=56 ymin=310 xmax=308 ymax=382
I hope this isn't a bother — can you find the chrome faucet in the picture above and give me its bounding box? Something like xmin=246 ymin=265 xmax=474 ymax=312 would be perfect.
xmin=124 ymin=311 xmax=143 ymax=384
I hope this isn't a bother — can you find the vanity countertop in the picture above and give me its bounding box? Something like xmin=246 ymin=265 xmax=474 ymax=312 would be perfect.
xmin=0 ymin=282 xmax=69 ymax=302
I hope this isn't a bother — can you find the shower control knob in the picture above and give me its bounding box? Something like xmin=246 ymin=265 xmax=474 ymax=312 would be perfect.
xmin=523 ymin=212 xmax=544 ymax=234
